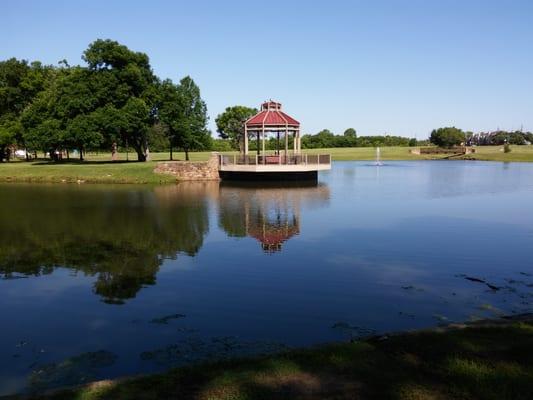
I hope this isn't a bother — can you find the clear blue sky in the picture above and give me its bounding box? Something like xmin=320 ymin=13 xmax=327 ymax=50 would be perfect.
xmin=2 ymin=0 xmax=532 ymax=138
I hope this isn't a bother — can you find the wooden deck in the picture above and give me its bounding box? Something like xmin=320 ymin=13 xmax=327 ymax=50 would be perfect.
xmin=218 ymin=154 xmax=331 ymax=173
xmin=218 ymin=154 xmax=331 ymax=181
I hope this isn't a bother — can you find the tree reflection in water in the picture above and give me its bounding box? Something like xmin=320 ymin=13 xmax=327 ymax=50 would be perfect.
xmin=0 ymin=183 xmax=211 ymax=304
xmin=0 ymin=181 xmax=330 ymax=304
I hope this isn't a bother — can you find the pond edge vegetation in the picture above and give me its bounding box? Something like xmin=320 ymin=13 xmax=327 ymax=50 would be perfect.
xmin=12 ymin=313 xmax=533 ymax=400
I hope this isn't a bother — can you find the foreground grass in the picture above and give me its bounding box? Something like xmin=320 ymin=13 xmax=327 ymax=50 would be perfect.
xmin=1 ymin=146 xmax=532 ymax=184
xmin=23 ymin=318 xmax=533 ymax=400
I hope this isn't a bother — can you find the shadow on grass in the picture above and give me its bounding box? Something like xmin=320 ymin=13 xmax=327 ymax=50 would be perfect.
xmin=36 ymin=317 xmax=533 ymax=400
xmin=29 ymin=160 xmax=142 ymax=166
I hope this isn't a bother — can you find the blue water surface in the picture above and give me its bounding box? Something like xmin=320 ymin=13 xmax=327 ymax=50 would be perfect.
xmin=1 ymin=160 xmax=532 ymax=395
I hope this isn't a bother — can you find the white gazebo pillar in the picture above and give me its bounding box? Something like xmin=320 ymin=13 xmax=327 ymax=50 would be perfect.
xmin=284 ymin=127 xmax=289 ymax=162
xmin=262 ymin=128 xmax=266 ymax=164
xmin=244 ymin=126 xmax=249 ymax=155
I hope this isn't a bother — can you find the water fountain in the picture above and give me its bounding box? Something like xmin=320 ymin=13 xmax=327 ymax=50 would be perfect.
xmin=375 ymin=147 xmax=383 ymax=166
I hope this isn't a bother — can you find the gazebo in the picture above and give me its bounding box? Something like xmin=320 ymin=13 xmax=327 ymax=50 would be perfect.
xmin=217 ymin=100 xmax=330 ymax=181
xmin=244 ymin=100 xmax=301 ymax=161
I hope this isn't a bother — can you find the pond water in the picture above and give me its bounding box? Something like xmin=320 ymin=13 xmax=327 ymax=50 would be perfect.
xmin=1 ymin=161 xmax=532 ymax=395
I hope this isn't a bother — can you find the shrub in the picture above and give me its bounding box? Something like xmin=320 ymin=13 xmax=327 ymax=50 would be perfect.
xmin=430 ymin=127 xmax=465 ymax=148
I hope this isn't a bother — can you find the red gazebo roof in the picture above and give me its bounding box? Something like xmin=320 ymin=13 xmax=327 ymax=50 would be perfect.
xmin=246 ymin=101 xmax=300 ymax=128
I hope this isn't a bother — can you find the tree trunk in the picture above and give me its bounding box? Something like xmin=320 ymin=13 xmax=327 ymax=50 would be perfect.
xmin=111 ymin=142 xmax=118 ymax=161
xmin=79 ymin=147 xmax=84 ymax=161
xmin=170 ymin=144 xmax=173 ymax=161
xmin=185 ymin=148 xmax=189 ymax=161
xmin=66 ymin=149 xmax=70 ymax=160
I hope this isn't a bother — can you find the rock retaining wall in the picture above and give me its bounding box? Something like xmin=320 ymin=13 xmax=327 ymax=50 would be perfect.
xmin=154 ymin=153 xmax=220 ymax=181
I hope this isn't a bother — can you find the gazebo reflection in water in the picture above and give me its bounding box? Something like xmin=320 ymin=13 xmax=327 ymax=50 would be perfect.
xmin=218 ymin=182 xmax=330 ymax=253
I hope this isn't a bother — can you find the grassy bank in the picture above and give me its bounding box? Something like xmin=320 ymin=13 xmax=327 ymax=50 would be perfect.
xmin=20 ymin=316 xmax=533 ymax=400
xmin=0 ymin=160 xmax=177 ymax=184
xmin=1 ymin=145 xmax=532 ymax=184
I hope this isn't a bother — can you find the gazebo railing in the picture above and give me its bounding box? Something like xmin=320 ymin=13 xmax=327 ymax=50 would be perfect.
xmin=219 ymin=154 xmax=331 ymax=166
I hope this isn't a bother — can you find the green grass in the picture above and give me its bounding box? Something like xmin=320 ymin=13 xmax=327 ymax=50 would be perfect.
xmin=72 ymin=145 xmax=533 ymax=162
xmin=303 ymin=145 xmax=533 ymax=162
xmin=456 ymin=145 xmax=533 ymax=162
xmin=2 ymin=146 xmax=532 ymax=184
xmin=0 ymin=160 xmax=177 ymax=184
xmin=21 ymin=317 xmax=533 ymax=400
xmin=0 ymin=152 xmax=212 ymax=184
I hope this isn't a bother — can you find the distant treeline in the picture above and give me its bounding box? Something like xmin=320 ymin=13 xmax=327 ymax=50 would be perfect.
xmin=429 ymin=127 xmax=533 ymax=149
xmin=466 ymin=130 xmax=533 ymax=146
xmin=300 ymin=129 xmax=418 ymax=149
xmin=213 ymin=107 xmax=423 ymax=153
xmin=209 ymin=129 xmax=420 ymax=152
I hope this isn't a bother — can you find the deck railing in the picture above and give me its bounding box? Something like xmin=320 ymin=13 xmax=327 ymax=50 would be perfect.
xmin=219 ymin=154 xmax=331 ymax=166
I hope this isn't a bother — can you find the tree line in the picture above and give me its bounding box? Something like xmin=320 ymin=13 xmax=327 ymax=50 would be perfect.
xmin=300 ymin=129 xmax=418 ymax=149
xmin=214 ymin=106 xmax=419 ymax=151
xmin=430 ymin=127 xmax=533 ymax=148
xmin=0 ymin=39 xmax=210 ymax=162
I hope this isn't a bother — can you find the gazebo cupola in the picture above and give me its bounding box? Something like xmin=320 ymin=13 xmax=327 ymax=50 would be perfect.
xmin=244 ymin=100 xmax=301 ymax=157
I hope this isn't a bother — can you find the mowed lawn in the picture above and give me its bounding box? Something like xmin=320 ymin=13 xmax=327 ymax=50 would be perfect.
xmin=0 ymin=159 xmax=177 ymax=184
xmin=1 ymin=146 xmax=532 ymax=184
xmin=85 ymin=145 xmax=533 ymax=162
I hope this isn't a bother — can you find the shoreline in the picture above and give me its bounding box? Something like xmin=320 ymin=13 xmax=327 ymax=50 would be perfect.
xmin=1 ymin=149 xmax=533 ymax=185
xmin=9 ymin=313 xmax=533 ymax=400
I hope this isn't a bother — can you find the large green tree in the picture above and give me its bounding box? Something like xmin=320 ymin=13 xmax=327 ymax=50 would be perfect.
xmin=159 ymin=77 xmax=210 ymax=160
xmin=0 ymin=58 xmax=55 ymax=160
xmin=215 ymin=106 xmax=257 ymax=152
xmin=174 ymin=76 xmax=210 ymax=160
xmin=82 ymin=39 xmax=158 ymax=161
xmin=430 ymin=127 xmax=465 ymax=148
xmin=158 ymin=79 xmax=181 ymax=160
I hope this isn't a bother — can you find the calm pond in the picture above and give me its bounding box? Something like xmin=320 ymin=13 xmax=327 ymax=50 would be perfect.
xmin=1 ymin=161 xmax=533 ymax=395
